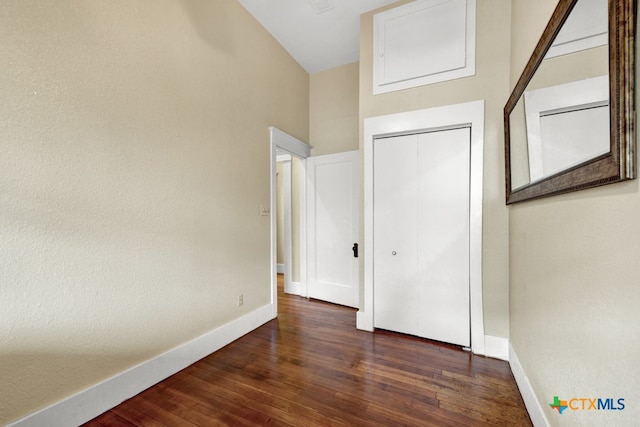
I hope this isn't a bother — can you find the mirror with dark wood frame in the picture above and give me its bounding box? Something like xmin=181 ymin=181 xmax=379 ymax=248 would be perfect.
xmin=504 ymin=0 xmax=636 ymax=204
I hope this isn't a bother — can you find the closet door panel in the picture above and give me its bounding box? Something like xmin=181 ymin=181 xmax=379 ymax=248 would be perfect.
xmin=373 ymin=134 xmax=418 ymax=336
xmin=417 ymin=128 xmax=471 ymax=347
xmin=373 ymin=128 xmax=471 ymax=347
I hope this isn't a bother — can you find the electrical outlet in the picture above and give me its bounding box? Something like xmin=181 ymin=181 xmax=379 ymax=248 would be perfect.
xmin=260 ymin=205 xmax=270 ymax=216
xmin=237 ymin=293 xmax=244 ymax=307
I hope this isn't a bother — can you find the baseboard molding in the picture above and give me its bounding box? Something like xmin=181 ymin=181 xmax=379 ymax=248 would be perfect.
xmin=9 ymin=304 xmax=275 ymax=427
xmin=484 ymin=335 xmax=509 ymax=361
xmin=285 ymin=281 xmax=302 ymax=296
xmin=509 ymin=343 xmax=549 ymax=427
xmin=356 ymin=310 xmax=374 ymax=331
xmin=277 ymin=263 xmax=284 ymax=274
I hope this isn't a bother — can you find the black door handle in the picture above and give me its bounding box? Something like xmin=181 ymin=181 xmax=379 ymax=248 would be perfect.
xmin=352 ymin=243 xmax=359 ymax=258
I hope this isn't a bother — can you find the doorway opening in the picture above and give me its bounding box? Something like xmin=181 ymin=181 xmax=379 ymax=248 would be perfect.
xmin=269 ymin=127 xmax=310 ymax=318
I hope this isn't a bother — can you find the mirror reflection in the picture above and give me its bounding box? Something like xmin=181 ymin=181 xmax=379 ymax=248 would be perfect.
xmin=509 ymin=0 xmax=609 ymax=190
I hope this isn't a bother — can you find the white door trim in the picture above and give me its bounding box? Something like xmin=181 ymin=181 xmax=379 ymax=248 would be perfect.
xmin=269 ymin=127 xmax=310 ymax=318
xmin=359 ymin=100 xmax=486 ymax=355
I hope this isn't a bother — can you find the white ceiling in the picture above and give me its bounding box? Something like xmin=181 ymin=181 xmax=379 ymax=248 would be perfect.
xmin=238 ymin=0 xmax=399 ymax=74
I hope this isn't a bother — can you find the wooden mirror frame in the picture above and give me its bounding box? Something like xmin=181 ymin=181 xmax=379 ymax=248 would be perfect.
xmin=504 ymin=0 xmax=636 ymax=204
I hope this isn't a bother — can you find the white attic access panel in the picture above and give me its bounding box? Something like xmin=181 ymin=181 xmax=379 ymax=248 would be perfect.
xmin=373 ymin=0 xmax=476 ymax=94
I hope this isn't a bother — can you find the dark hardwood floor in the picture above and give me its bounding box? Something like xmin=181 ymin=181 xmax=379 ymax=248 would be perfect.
xmin=84 ymin=276 xmax=531 ymax=426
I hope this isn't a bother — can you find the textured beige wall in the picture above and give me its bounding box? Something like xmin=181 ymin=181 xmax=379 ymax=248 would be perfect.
xmin=310 ymin=62 xmax=360 ymax=155
xmin=0 ymin=0 xmax=308 ymax=424
xmin=360 ymin=0 xmax=512 ymax=338
xmin=509 ymin=0 xmax=640 ymax=425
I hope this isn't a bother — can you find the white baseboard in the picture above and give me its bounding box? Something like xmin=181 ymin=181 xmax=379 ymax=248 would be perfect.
xmin=285 ymin=281 xmax=302 ymax=296
xmin=356 ymin=310 xmax=374 ymax=331
xmin=484 ymin=335 xmax=509 ymax=361
xmin=277 ymin=263 xmax=284 ymax=274
xmin=9 ymin=304 xmax=275 ymax=427
xmin=509 ymin=342 xmax=549 ymax=427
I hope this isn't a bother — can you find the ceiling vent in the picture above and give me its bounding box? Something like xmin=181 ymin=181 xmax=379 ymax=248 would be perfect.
xmin=308 ymin=0 xmax=334 ymax=14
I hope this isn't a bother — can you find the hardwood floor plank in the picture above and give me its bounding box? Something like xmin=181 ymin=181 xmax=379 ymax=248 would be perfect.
xmin=190 ymin=361 xmax=376 ymax=426
xmin=438 ymin=398 xmax=533 ymax=426
xmin=114 ymin=397 xmax=199 ymax=427
xmin=175 ymin=371 xmax=298 ymax=426
xmin=86 ymin=411 xmax=138 ymax=427
xmin=83 ymin=275 xmax=531 ymax=426
xmin=136 ymin=382 xmax=256 ymax=427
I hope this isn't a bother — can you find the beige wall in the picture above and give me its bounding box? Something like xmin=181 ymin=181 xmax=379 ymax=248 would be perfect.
xmin=310 ymin=62 xmax=360 ymax=155
xmin=0 ymin=0 xmax=308 ymax=424
xmin=509 ymin=0 xmax=640 ymax=425
xmin=360 ymin=0 xmax=513 ymax=338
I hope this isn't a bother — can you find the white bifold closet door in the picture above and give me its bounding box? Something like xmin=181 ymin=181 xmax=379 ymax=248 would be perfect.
xmin=373 ymin=127 xmax=471 ymax=347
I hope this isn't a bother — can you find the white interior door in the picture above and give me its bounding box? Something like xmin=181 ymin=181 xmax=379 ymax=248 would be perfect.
xmin=374 ymin=128 xmax=471 ymax=347
xmin=307 ymin=151 xmax=359 ymax=308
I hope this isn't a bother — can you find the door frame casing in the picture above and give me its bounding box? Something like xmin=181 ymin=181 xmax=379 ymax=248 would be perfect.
xmin=359 ymin=100 xmax=486 ymax=355
xmin=269 ymin=127 xmax=310 ymax=318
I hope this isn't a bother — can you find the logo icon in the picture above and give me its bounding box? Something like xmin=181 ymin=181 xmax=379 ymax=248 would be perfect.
xmin=550 ymin=396 xmax=568 ymax=414
xmin=549 ymin=395 xmax=625 ymax=414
